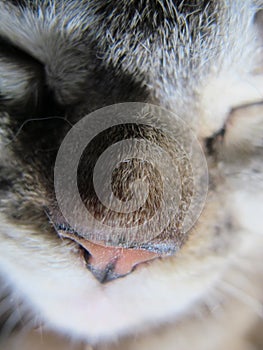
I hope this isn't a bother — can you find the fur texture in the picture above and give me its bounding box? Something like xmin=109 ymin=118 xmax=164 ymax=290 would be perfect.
xmin=0 ymin=1 xmax=263 ymax=349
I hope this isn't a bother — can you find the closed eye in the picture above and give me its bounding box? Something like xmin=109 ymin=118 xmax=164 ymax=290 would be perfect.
xmin=205 ymin=101 xmax=263 ymax=156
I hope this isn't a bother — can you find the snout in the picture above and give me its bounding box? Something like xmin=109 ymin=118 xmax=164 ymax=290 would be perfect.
xmin=52 ymin=103 xmax=208 ymax=283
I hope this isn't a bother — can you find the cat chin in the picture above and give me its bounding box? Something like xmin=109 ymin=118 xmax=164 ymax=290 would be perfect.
xmin=0 ymin=213 xmax=225 ymax=342
xmin=46 ymin=253 xmax=226 ymax=340
xmin=0 ymin=196 xmax=254 ymax=343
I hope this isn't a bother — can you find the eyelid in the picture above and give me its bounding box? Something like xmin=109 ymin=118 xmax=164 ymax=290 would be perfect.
xmin=224 ymin=101 xmax=263 ymax=148
xmin=205 ymin=128 xmax=226 ymax=156
xmin=205 ymin=100 xmax=263 ymax=156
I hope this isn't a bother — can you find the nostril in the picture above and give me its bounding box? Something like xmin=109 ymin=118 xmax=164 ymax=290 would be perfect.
xmin=57 ymin=230 xmax=160 ymax=283
xmin=83 ymin=248 xmax=91 ymax=266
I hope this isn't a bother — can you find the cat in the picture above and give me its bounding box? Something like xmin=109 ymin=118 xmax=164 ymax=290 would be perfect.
xmin=0 ymin=1 xmax=263 ymax=349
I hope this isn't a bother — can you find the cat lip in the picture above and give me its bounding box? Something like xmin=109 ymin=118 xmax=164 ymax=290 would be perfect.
xmin=58 ymin=230 xmax=161 ymax=283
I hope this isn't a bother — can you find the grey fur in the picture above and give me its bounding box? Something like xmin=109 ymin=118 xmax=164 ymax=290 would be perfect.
xmin=0 ymin=1 xmax=263 ymax=349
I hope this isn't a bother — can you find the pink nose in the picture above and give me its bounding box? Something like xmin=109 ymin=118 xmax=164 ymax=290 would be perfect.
xmin=59 ymin=231 xmax=160 ymax=283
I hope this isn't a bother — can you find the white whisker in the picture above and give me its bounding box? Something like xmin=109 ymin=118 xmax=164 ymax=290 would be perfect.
xmin=218 ymin=280 xmax=263 ymax=318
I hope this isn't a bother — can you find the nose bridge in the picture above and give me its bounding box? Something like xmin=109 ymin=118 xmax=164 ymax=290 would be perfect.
xmin=75 ymin=121 xmax=186 ymax=248
xmin=53 ymin=103 xmax=208 ymax=281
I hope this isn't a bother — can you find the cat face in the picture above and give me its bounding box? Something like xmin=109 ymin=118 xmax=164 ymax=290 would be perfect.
xmin=0 ymin=0 xmax=262 ymax=345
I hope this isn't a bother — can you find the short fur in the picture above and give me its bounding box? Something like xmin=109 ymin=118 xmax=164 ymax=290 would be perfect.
xmin=0 ymin=1 xmax=263 ymax=349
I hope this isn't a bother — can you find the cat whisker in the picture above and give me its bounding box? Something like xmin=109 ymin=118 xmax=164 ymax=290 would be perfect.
xmin=218 ymin=280 xmax=263 ymax=318
xmin=3 ymin=116 xmax=73 ymax=148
